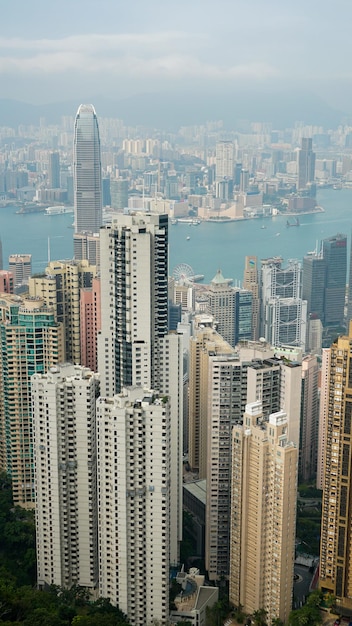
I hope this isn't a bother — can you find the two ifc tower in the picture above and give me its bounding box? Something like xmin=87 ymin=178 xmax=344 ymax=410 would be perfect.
xmin=73 ymin=104 xmax=102 ymax=235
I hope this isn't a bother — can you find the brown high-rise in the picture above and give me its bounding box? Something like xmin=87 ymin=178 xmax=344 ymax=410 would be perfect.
xmin=320 ymin=322 xmax=352 ymax=606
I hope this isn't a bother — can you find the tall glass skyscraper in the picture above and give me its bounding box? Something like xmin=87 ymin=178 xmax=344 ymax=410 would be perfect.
xmin=73 ymin=104 xmax=102 ymax=235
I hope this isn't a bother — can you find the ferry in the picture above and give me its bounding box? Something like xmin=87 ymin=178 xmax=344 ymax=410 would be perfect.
xmin=45 ymin=206 xmax=74 ymax=215
xmin=178 ymin=218 xmax=201 ymax=225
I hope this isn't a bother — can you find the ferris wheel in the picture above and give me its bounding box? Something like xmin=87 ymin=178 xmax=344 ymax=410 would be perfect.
xmin=172 ymin=263 xmax=195 ymax=284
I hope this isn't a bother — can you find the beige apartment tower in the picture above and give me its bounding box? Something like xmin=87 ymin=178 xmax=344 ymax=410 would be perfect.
xmin=29 ymin=259 xmax=96 ymax=364
xmin=320 ymin=323 xmax=352 ymax=606
xmin=230 ymin=402 xmax=297 ymax=624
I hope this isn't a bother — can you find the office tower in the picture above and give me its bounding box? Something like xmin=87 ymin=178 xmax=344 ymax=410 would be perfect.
xmin=320 ymin=323 xmax=352 ymax=604
xmin=98 ymin=213 xmax=169 ymax=398
xmin=102 ymin=177 xmax=111 ymax=207
xmin=98 ymin=212 xmax=183 ymax=565
xmin=302 ymin=252 xmax=326 ymax=320
xmin=215 ymin=179 xmax=233 ymax=200
xmin=173 ymin=283 xmax=195 ymax=312
xmin=297 ymin=137 xmax=315 ymax=190
xmin=73 ymin=232 xmax=100 ymax=267
xmin=0 ymin=295 xmax=64 ymax=506
xmin=243 ymin=255 xmax=260 ymax=340
xmin=206 ymin=270 xmax=235 ymax=347
xmin=300 ymin=355 xmax=319 ymax=481
xmin=307 ymin=314 xmax=323 ymax=355
xmin=215 ymin=141 xmax=234 ymax=180
xmin=240 ymin=168 xmax=250 ymax=192
xmin=322 ymin=233 xmax=347 ymax=327
xmin=73 ymin=104 xmax=102 ymax=234
xmin=230 ymin=402 xmax=297 ymax=624
xmin=29 ymin=259 xmax=96 ymax=364
xmin=234 ymin=287 xmax=253 ymax=344
xmin=261 ymin=258 xmax=307 ymax=350
xmin=0 ymin=270 xmax=14 ymax=293
xmin=97 ymin=387 xmax=170 ymax=625
xmin=32 ymin=364 xmax=99 ymax=589
xmin=316 ymin=348 xmax=330 ymax=490
xmin=8 ymin=253 xmax=32 ymax=288
xmin=110 ymin=178 xmax=129 ymax=210
xmin=168 ymin=302 xmax=181 ymax=331
xmin=48 ymin=151 xmax=60 ymax=188
xmin=80 ymin=277 xmax=101 ymax=372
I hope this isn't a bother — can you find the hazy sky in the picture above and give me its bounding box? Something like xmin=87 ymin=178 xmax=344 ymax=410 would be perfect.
xmin=1 ymin=0 xmax=351 ymax=109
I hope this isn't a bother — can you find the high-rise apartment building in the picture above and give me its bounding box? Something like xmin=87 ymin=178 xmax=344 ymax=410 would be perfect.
xmin=32 ymin=364 xmax=99 ymax=589
xmin=97 ymin=387 xmax=171 ymax=625
xmin=0 ymin=295 xmax=64 ymax=506
xmin=320 ymin=323 xmax=352 ymax=605
xmin=317 ymin=348 xmax=330 ymax=490
xmin=322 ymin=233 xmax=347 ymax=327
xmin=297 ymin=137 xmax=315 ymax=190
xmin=29 ymin=259 xmax=96 ymax=364
xmin=300 ymin=355 xmax=319 ymax=481
xmin=73 ymin=104 xmax=102 ymax=235
xmin=0 ymin=270 xmax=14 ymax=293
xmin=98 ymin=213 xmax=169 ymax=398
xmin=97 ymin=212 xmax=183 ymax=565
xmin=347 ymin=233 xmax=352 ymax=324
xmin=48 ymin=151 xmax=60 ymax=189
xmin=243 ymin=255 xmax=260 ymax=340
xmin=230 ymin=402 xmax=297 ymax=624
xmin=80 ymin=277 xmax=101 ymax=373
xmin=215 ymin=141 xmax=235 ymax=180
xmin=188 ymin=322 xmax=301 ymax=581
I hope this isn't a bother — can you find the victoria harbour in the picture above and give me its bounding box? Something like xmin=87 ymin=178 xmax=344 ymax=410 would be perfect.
xmin=1 ymin=188 xmax=351 ymax=280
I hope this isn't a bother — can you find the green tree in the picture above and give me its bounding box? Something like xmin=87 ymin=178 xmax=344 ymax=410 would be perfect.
xmin=253 ymin=609 xmax=268 ymax=626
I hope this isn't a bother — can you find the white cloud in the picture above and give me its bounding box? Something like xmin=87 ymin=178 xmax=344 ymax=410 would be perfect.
xmin=0 ymin=33 xmax=279 ymax=81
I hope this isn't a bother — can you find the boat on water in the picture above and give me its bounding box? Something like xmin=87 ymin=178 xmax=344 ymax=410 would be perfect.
xmin=170 ymin=218 xmax=178 ymax=224
xmin=261 ymin=225 xmax=267 ymax=229
xmin=45 ymin=206 xmax=74 ymax=215
xmin=286 ymin=217 xmax=300 ymax=227
xmin=178 ymin=218 xmax=201 ymax=225
xmin=186 ymin=236 xmax=190 ymax=241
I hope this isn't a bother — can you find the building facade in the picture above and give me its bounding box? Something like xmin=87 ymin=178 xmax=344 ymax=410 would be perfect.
xmin=32 ymin=365 xmax=99 ymax=589
xmin=320 ymin=324 xmax=352 ymax=605
xmin=97 ymin=387 xmax=171 ymax=625
xmin=73 ymin=104 xmax=102 ymax=235
xmin=0 ymin=295 xmax=64 ymax=506
xmin=29 ymin=259 xmax=96 ymax=364
xmin=230 ymin=402 xmax=297 ymax=624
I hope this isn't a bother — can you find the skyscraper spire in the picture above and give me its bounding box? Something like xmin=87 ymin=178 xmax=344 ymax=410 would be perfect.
xmin=73 ymin=104 xmax=102 ymax=235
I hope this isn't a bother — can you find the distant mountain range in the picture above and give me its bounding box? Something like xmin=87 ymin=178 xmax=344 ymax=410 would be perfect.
xmin=0 ymin=89 xmax=346 ymax=130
